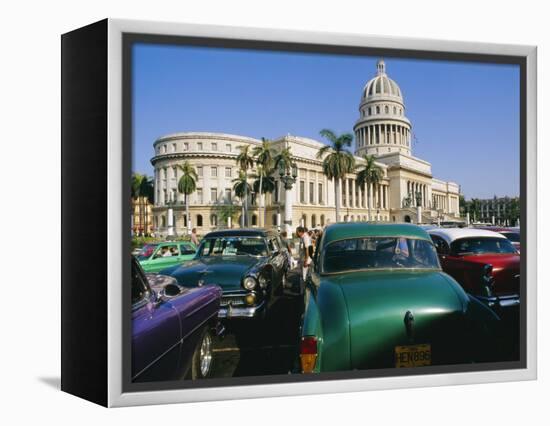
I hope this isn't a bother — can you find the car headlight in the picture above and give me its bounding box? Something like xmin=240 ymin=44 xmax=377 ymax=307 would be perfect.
xmin=243 ymin=276 xmax=257 ymax=290
xmin=258 ymin=275 xmax=267 ymax=288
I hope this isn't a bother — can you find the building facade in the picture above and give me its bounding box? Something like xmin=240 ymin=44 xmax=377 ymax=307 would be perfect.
xmin=477 ymin=196 xmax=520 ymax=225
xmin=150 ymin=60 xmax=461 ymax=236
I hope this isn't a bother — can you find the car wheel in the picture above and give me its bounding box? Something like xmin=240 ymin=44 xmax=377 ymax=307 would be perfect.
xmin=191 ymin=328 xmax=214 ymax=379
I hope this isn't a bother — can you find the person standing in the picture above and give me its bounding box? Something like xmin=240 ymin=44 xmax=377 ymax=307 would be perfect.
xmin=190 ymin=228 xmax=199 ymax=246
xmin=296 ymin=226 xmax=312 ymax=284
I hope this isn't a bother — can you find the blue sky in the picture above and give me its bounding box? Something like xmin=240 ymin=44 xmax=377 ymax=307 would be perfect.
xmin=132 ymin=43 xmax=520 ymax=199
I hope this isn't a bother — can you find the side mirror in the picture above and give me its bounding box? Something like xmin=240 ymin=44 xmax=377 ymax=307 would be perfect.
xmin=160 ymin=283 xmax=183 ymax=298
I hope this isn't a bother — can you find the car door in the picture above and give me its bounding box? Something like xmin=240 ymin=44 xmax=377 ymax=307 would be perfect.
xmin=149 ymin=243 xmax=181 ymax=272
xmin=178 ymin=242 xmax=197 ymax=260
xmin=131 ymin=259 xmax=181 ymax=382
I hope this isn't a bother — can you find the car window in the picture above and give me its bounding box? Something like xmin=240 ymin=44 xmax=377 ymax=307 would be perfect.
xmin=198 ymin=236 xmax=268 ymax=257
xmin=451 ymin=237 xmax=517 ymax=255
xmin=132 ymin=261 xmax=149 ymax=305
xmin=500 ymin=232 xmax=520 ymax=243
xmin=430 ymin=235 xmax=450 ymax=255
xmin=268 ymin=237 xmax=280 ymax=252
xmin=154 ymin=244 xmax=179 ymax=258
xmin=322 ymin=237 xmax=440 ymax=273
xmin=136 ymin=244 xmax=156 ymax=261
xmin=179 ymin=242 xmax=196 ymax=255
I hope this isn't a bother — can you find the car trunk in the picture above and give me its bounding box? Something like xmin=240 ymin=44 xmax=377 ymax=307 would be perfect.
xmin=333 ymin=270 xmax=470 ymax=369
xmin=461 ymin=254 xmax=520 ymax=296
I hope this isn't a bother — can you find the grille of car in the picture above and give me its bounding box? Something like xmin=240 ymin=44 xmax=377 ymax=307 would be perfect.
xmin=220 ymin=296 xmax=246 ymax=307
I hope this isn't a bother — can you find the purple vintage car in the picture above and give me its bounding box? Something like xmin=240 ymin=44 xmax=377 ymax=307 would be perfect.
xmin=131 ymin=256 xmax=222 ymax=382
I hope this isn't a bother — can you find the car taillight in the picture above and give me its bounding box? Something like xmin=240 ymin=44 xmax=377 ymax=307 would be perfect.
xmin=300 ymin=336 xmax=318 ymax=373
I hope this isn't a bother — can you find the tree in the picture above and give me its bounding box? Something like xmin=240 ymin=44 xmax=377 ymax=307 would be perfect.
xmin=131 ymin=173 xmax=154 ymax=235
xmin=252 ymin=138 xmax=275 ymax=227
xmin=235 ymin=145 xmax=255 ymax=226
xmin=355 ymin=154 xmax=383 ymax=221
xmin=212 ymin=202 xmax=240 ymax=228
xmin=232 ymin=170 xmax=253 ymax=226
xmin=252 ymin=169 xmax=276 ymax=226
xmin=316 ymin=129 xmax=355 ymax=222
xmin=176 ymin=161 xmax=198 ymax=235
xmin=274 ymin=146 xmax=293 ymax=174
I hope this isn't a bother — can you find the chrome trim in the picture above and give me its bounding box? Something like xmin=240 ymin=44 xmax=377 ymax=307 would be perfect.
xmin=218 ymin=300 xmax=266 ymax=318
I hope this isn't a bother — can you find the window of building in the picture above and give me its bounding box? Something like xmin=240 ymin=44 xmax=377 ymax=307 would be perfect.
xmin=300 ymin=181 xmax=305 ymax=203
xmin=224 ymin=188 xmax=231 ymax=202
xmin=196 ymin=214 xmax=203 ymax=227
xmin=385 ymin=105 xmax=389 ymax=114
xmin=211 ymin=166 xmax=218 ymax=177
xmin=212 ymin=142 xmax=218 ymax=151
xmin=210 ymin=188 xmax=217 ymax=202
xmin=368 ymin=107 xmax=372 ymax=115
xmin=393 ymin=106 xmax=397 ymax=114
xmin=225 ymin=167 xmax=232 ymax=178
xmin=162 ymin=145 xmax=167 ymax=153
xmin=226 ymin=144 xmax=231 ymax=152
xmin=309 ymin=182 xmax=314 ymax=204
xmin=196 ymin=188 xmax=203 ymax=204
xmin=172 ymin=166 xmax=177 ymax=180
xmin=210 ymin=214 xmax=218 ymax=227
xmin=318 ymin=183 xmax=323 ymax=204
xmin=197 ymin=142 xmax=203 ymax=151
xmin=252 ymin=215 xmax=257 ymax=226
xmin=183 ymin=142 xmax=189 ymax=151
xmin=197 ymin=166 xmax=203 ymax=177
xmin=376 ymin=106 xmax=380 ymax=114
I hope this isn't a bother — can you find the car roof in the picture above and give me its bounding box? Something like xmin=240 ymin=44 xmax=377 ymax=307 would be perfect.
xmin=322 ymin=222 xmax=431 ymax=245
xmin=156 ymin=241 xmax=193 ymax=246
xmin=203 ymin=228 xmax=274 ymax=238
xmin=428 ymin=227 xmax=506 ymax=244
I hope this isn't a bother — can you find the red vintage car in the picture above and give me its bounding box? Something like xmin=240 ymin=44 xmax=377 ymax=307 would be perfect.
xmin=428 ymin=228 xmax=520 ymax=309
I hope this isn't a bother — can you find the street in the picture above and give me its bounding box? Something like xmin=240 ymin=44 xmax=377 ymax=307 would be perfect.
xmin=211 ymin=270 xmax=304 ymax=378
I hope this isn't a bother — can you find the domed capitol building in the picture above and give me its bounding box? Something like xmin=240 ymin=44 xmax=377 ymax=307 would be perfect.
xmin=150 ymin=60 xmax=461 ymax=235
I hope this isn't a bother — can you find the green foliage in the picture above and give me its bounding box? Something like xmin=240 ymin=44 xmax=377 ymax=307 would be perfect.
xmin=131 ymin=173 xmax=154 ymax=202
xmin=356 ymin=154 xmax=383 ymax=188
xmin=232 ymin=170 xmax=252 ymax=199
xmin=316 ymin=129 xmax=356 ymax=179
xmin=177 ymin=161 xmax=198 ymax=196
xmin=252 ymin=138 xmax=275 ymax=171
xmin=235 ymin=144 xmax=255 ymax=172
xmin=274 ymin=147 xmax=293 ymax=174
xmin=212 ymin=202 xmax=240 ymax=223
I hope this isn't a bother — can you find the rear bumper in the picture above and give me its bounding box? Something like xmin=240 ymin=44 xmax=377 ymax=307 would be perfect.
xmin=218 ymin=300 xmax=266 ymax=319
xmin=477 ymin=294 xmax=520 ymax=310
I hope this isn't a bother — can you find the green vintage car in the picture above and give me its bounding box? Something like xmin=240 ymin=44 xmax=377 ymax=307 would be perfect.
xmin=137 ymin=241 xmax=197 ymax=273
xmin=299 ymin=222 xmax=501 ymax=373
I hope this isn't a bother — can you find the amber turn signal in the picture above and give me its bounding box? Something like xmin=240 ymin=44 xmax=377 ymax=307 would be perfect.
xmin=244 ymin=293 xmax=256 ymax=306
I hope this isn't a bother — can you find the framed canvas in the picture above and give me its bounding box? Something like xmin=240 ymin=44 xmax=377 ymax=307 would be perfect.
xmin=61 ymin=18 xmax=537 ymax=407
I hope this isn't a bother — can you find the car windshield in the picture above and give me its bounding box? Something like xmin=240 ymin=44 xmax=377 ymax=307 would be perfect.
xmin=500 ymin=232 xmax=520 ymax=243
xmin=451 ymin=237 xmax=517 ymax=255
xmin=198 ymin=236 xmax=268 ymax=257
xmin=322 ymin=237 xmax=440 ymax=273
xmin=136 ymin=244 xmax=157 ymax=261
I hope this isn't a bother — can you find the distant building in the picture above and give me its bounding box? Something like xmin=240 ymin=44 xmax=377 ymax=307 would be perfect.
xmin=132 ymin=196 xmax=154 ymax=236
xmin=477 ymin=196 xmax=520 ymax=225
xmin=150 ymin=60 xmax=461 ymax=236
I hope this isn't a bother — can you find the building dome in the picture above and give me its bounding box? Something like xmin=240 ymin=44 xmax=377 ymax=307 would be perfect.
xmin=362 ymin=60 xmax=403 ymax=101
xmin=354 ymin=59 xmax=412 ymax=158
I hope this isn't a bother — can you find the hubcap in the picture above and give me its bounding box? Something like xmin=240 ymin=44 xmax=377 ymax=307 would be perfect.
xmin=199 ymin=333 xmax=212 ymax=377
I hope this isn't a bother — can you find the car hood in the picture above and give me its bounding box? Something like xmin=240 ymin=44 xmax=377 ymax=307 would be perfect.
xmin=160 ymin=255 xmax=261 ymax=291
xmin=326 ymin=270 xmax=469 ymax=369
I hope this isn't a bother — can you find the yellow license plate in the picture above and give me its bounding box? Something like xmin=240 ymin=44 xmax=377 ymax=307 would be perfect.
xmin=395 ymin=344 xmax=431 ymax=368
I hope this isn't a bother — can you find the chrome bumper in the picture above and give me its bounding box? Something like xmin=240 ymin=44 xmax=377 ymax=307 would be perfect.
xmin=477 ymin=294 xmax=520 ymax=309
xmin=218 ymin=300 xmax=266 ymax=319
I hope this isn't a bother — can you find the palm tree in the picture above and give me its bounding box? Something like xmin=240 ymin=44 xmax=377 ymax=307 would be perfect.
xmin=316 ymin=129 xmax=355 ymax=222
xmin=252 ymin=169 xmax=276 ymax=226
xmin=355 ymin=154 xmax=383 ymax=221
xmin=235 ymin=145 xmax=255 ymax=226
xmin=131 ymin=173 xmax=154 ymax=235
xmin=176 ymin=161 xmax=198 ymax=235
xmin=274 ymin=146 xmax=293 ymax=174
xmin=233 ymin=170 xmax=253 ymax=226
xmin=252 ymin=138 xmax=275 ymax=227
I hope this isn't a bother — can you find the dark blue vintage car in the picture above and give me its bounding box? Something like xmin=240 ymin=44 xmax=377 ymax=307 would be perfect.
xmin=160 ymin=229 xmax=291 ymax=320
xmin=131 ymin=256 xmax=222 ymax=382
